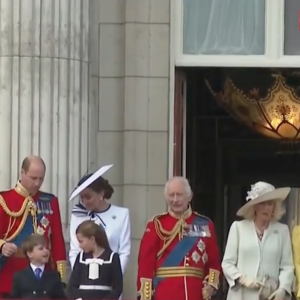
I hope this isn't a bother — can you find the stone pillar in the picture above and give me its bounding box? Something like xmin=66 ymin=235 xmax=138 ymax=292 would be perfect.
xmin=95 ymin=0 xmax=125 ymax=206
xmin=0 ymin=0 xmax=90 ymax=227
xmin=91 ymin=0 xmax=171 ymax=297
xmin=123 ymin=0 xmax=171 ymax=297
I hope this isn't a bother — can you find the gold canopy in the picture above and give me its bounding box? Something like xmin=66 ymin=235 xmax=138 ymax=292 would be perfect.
xmin=206 ymin=75 xmax=300 ymax=140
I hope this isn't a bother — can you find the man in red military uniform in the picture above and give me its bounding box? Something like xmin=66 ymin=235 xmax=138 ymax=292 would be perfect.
xmin=0 ymin=155 xmax=67 ymax=297
xmin=137 ymin=176 xmax=221 ymax=300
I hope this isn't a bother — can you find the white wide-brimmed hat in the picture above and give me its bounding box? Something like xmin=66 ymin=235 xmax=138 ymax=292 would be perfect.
xmin=236 ymin=181 xmax=290 ymax=217
xmin=69 ymin=164 xmax=113 ymax=201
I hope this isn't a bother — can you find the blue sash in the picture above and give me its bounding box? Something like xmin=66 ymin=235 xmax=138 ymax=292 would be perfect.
xmin=153 ymin=215 xmax=209 ymax=289
xmin=0 ymin=192 xmax=54 ymax=272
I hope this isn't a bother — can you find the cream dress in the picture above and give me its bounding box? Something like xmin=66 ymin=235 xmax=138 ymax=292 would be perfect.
xmin=222 ymin=220 xmax=294 ymax=300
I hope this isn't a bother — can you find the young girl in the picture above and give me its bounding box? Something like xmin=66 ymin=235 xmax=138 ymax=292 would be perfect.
xmin=68 ymin=220 xmax=123 ymax=299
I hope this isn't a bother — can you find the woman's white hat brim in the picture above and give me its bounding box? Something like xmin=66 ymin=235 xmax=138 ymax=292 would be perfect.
xmin=236 ymin=187 xmax=291 ymax=217
xmin=69 ymin=164 xmax=113 ymax=201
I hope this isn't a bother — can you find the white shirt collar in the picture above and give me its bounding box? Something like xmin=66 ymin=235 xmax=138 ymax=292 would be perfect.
xmin=30 ymin=263 xmax=45 ymax=272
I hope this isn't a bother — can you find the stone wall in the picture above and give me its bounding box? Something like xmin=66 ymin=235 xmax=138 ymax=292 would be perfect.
xmin=90 ymin=0 xmax=171 ymax=297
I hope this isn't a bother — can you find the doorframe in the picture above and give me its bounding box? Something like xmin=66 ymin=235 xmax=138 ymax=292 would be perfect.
xmin=182 ymin=82 xmax=187 ymax=177
xmin=169 ymin=69 xmax=187 ymax=177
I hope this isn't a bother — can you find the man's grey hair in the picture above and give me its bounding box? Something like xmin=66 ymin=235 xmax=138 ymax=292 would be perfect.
xmin=164 ymin=176 xmax=192 ymax=197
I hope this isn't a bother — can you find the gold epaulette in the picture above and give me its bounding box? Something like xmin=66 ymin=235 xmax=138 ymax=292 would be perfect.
xmin=150 ymin=212 xmax=167 ymax=222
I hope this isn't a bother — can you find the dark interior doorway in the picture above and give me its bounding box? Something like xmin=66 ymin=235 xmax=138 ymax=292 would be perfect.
xmin=184 ymin=66 xmax=300 ymax=253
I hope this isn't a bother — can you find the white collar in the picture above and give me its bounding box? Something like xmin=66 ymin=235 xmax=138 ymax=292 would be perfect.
xmin=30 ymin=263 xmax=45 ymax=272
xmin=79 ymin=251 xmax=115 ymax=265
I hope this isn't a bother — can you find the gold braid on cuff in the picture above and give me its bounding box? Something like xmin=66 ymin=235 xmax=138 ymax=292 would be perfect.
xmin=205 ymin=269 xmax=220 ymax=290
xmin=56 ymin=261 xmax=67 ymax=283
xmin=138 ymin=278 xmax=152 ymax=300
xmin=0 ymin=239 xmax=6 ymax=250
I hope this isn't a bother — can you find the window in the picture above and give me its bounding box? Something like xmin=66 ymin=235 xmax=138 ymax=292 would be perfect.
xmin=284 ymin=0 xmax=300 ymax=55
xmin=183 ymin=0 xmax=265 ymax=55
xmin=174 ymin=0 xmax=300 ymax=66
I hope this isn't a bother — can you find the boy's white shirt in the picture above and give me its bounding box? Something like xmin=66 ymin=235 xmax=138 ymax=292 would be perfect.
xmin=30 ymin=263 xmax=45 ymax=273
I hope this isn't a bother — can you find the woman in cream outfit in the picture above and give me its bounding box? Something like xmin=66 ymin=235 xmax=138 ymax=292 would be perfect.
xmin=222 ymin=181 xmax=294 ymax=300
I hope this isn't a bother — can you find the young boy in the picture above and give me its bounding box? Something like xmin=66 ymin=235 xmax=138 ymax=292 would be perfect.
xmin=11 ymin=234 xmax=66 ymax=299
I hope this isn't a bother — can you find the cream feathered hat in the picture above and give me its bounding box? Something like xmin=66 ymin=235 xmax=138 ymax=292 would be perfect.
xmin=236 ymin=181 xmax=291 ymax=217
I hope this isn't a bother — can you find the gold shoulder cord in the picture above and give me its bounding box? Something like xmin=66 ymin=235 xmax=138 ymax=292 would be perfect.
xmin=154 ymin=217 xmax=185 ymax=258
xmin=0 ymin=195 xmax=37 ymax=241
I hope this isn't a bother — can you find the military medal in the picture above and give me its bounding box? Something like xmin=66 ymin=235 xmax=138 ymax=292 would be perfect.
xmin=201 ymin=225 xmax=211 ymax=237
xmin=197 ymin=239 xmax=205 ymax=252
xmin=37 ymin=226 xmax=45 ymax=235
xmin=40 ymin=216 xmax=49 ymax=228
xmin=192 ymin=251 xmax=200 ymax=263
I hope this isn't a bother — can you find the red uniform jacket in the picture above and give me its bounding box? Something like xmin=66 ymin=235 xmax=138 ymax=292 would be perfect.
xmin=137 ymin=207 xmax=221 ymax=300
xmin=0 ymin=182 xmax=67 ymax=295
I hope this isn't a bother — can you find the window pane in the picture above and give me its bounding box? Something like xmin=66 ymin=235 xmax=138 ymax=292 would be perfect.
xmin=183 ymin=0 xmax=265 ymax=55
xmin=284 ymin=0 xmax=300 ymax=55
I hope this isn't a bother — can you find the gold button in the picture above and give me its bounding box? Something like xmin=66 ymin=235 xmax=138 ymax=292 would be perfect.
xmin=185 ymin=263 xmax=189 ymax=266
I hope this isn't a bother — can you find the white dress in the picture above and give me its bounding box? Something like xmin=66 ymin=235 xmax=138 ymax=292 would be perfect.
xmin=222 ymin=220 xmax=294 ymax=300
xmin=69 ymin=203 xmax=131 ymax=273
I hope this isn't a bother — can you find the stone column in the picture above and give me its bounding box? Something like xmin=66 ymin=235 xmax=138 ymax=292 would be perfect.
xmin=0 ymin=0 xmax=90 ymax=227
xmin=123 ymin=0 xmax=171 ymax=297
xmin=94 ymin=0 xmax=125 ymax=206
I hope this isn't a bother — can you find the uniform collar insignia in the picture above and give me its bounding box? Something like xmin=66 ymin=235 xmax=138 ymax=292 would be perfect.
xmin=14 ymin=181 xmax=30 ymax=197
xmin=168 ymin=205 xmax=192 ymax=220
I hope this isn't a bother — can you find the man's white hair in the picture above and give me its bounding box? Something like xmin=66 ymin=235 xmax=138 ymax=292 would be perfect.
xmin=164 ymin=176 xmax=192 ymax=197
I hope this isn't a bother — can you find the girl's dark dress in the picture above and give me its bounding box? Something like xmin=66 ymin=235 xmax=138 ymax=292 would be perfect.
xmin=68 ymin=250 xmax=123 ymax=299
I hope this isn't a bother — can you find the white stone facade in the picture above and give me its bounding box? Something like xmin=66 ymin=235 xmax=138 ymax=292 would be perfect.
xmin=0 ymin=0 xmax=91 ymax=224
xmin=0 ymin=0 xmax=171 ymax=298
xmin=3 ymin=0 xmax=300 ymax=298
xmin=91 ymin=1 xmax=171 ymax=296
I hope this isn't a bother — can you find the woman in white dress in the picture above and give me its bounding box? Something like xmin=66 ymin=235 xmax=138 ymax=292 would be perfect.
xmin=69 ymin=165 xmax=131 ymax=273
xmin=222 ymin=181 xmax=294 ymax=300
